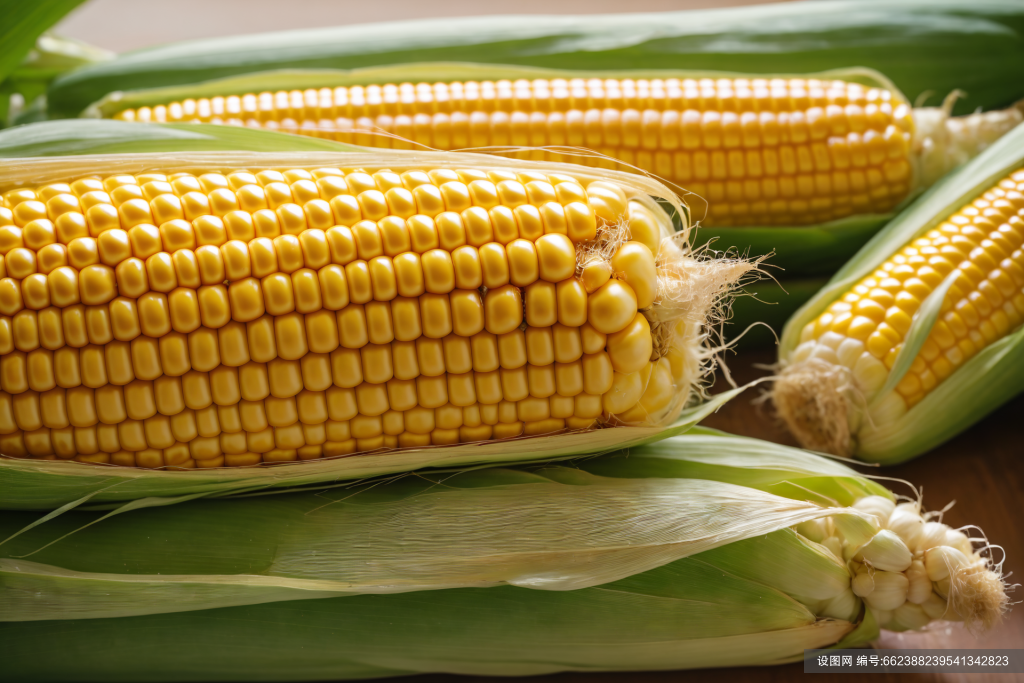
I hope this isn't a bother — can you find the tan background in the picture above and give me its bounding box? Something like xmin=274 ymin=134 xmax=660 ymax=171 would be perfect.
xmin=54 ymin=0 xmax=788 ymax=54
xmin=49 ymin=2 xmax=1024 ymax=682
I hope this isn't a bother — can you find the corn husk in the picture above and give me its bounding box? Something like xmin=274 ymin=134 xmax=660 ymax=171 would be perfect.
xmin=0 ymin=571 xmax=859 ymax=680
xmin=2 ymin=34 xmax=113 ymax=127
xmin=0 ymin=0 xmax=88 ymax=91
xmin=0 ymin=1 xmax=109 ymax=127
xmin=0 ymin=429 xmax=1008 ymax=679
xmin=0 ymin=429 xmax=883 ymax=621
xmin=777 ymin=121 xmax=1024 ymax=463
xmin=0 ymin=129 xmax=769 ymax=509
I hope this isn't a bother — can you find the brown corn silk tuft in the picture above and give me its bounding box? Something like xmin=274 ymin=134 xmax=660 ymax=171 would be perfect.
xmin=949 ymin=561 xmax=1010 ymax=632
xmin=772 ymin=358 xmax=855 ymax=457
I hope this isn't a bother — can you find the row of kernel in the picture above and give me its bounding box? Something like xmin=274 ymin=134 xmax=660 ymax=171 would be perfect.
xmin=0 ymin=341 xmax=616 ymax=410
xmin=1 ymin=193 xmax=589 ymax=250
xmin=0 ymin=309 xmax=613 ymax=395
xmin=116 ymin=79 xmax=890 ymax=123
xmin=0 ymin=361 xmax=613 ymax=442
xmin=0 ymin=354 xmax=611 ymax=433
xmin=676 ymin=166 xmax=906 ymax=202
xmin=0 ymin=244 xmax=589 ymax=320
xmin=0 ymin=272 xmax=595 ymax=362
xmin=0 ymin=373 xmax=605 ymax=433
xmin=300 ymin=105 xmax=908 ymax=153
xmin=656 ymin=129 xmax=910 ymax=179
xmin=0 ymin=290 xmax=608 ymax=368
xmin=0 ymin=392 xmax=603 ymax=460
xmin=0 ymin=325 xmax=334 ymax=394
xmin=1 ymin=215 xmax=595 ymax=294
xmin=335 ymin=361 xmax=609 ymax=411
xmin=1 ymin=205 xmax=594 ymax=287
xmin=328 ymin=328 xmax=611 ymax=385
xmin=0 ymin=173 xmax=597 ymax=240
xmin=1 ymin=167 xmax=586 ymax=211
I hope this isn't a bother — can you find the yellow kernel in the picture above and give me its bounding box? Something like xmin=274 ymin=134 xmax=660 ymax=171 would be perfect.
xmin=845 ymin=315 xmax=877 ymax=341
xmin=582 ymin=351 xmax=614 ymax=395
xmin=581 ymin=260 xmax=612 ymax=294
xmin=587 ymin=279 xmax=637 ymax=334
xmin=450 ymin=289 xmax=485 ymax=337
xmin=611 ymin=242 xmax=657 ymax=309
xmin=419 ymin=292 xmax=453 ymax=339
xmin=507 ymin=238 xmax=539 ymax=287
xmin=535 ymin=233 xmax=576 ymax=283
xmin=606 ymin=312 xmax=653 ymax=374
xmin=421 ymin=249 xmax=455 ymax=294
xmin=484 ymin=285 xmax=523 ymax=335
xmin=146 ymin=252 xmax=178 ymax=293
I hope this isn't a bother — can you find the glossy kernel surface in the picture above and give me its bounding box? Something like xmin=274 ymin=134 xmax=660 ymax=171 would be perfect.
xmin=0 ymin=164 xmax=680 ymax=468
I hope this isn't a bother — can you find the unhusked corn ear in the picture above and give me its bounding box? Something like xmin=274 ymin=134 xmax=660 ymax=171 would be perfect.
xmin=112 ymin=77 xmax=920 ymax=227
xmin=776 ymin=168 xmax=1024 ymax=456
xmin=0 ymin=162 xmax=719 ymax=469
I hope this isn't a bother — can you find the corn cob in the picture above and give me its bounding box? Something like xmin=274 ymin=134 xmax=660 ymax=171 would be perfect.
xmin=0 ymin=431 xmax=1008 ymax=676
xmin=108 ymin=76 xmax=1023 ymax=229
xmin=774 ymin=123 xmax=1024 ymax=462
xmin=0 ymin=151 xmax=749 ymax=470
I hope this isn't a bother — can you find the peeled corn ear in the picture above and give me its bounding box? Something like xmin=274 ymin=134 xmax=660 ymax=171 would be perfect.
xmin=0 ymin=149 xmax=751 ymax=471
xmin=774 ymin=121 xmax=1024 ymax=462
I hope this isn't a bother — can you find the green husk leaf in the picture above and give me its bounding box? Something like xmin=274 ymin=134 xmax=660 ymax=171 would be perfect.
xmin=832 ymin=608 xmax=881 ymax=649
xmin=778 ymin=119 xmax=1024 ymax=463
xmin=1 ymin=431 xmax=867 ymax=621
xmin=0 ymin=573 xmax=855 ymax=680
xmin=47 ymin=0 xmax=1024 ymax=120
xmin=0 ymin=434 xmax=896 ymax=674
xmin=580 ymin=426 xmax=893 ymax=504
xmin=3 ymin=34 xmax=113 ymax=126
xmin=693 ymin=528 xmax=852 ymax=602
xmin=10 ymin=34 xmax=113 ymax=81
xmin=857 ymin=323 xmax=1024 ymax=462
xmin=0 ymin=0 xmax=86 ymax=86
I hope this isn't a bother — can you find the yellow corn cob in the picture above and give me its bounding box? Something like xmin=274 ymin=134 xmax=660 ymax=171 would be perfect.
xmin=0 ymin=164 xmax=703 ymax=469
xmin=776 ymin=169 xmax=1024 ymax=454
xmin=112 ymin=78 xmax=919 ymax=227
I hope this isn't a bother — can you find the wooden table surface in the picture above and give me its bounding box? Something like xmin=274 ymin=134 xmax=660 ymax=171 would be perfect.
xmin=401 ymin=349 xmax=1024 ymax=683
